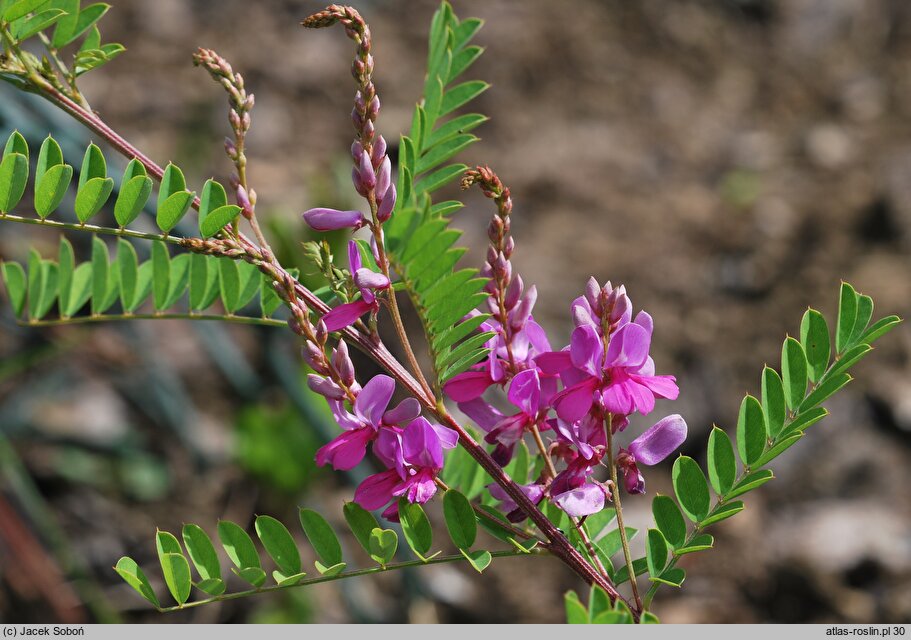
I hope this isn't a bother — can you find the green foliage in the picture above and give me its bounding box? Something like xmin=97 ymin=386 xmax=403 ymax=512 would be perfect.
xmin=378 ymin=2 xmax=494 ymax=385
xmin=298 ymin=508 xmax=345 ymax=575
xmin=564 ymin=588 xmax=636 ymax=624
xmin=1 ymin=237 xmax=288 ymax=324
xmin=641 ymin=282 xmax=900 ymax=606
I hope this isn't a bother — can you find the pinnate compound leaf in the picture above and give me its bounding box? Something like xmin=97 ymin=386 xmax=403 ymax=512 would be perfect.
xmin=672 ymin=456 xmax=710 ymax=522
xmin=255 ymin=515 xmax=301 ymax=578
xmin=114 ymin=557 xmax=160 ymax=608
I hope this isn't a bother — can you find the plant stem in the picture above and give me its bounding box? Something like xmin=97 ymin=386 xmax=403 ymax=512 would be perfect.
xmin=24 ymin=79 xmax=628 ymax=608
xmin=19 ymin=313 xmax=285 ymax=328
xmin=0 ymin=212 xmax=187 ymax=245
xmin=606 ymin=414 xmax=642 ymax=612
xmin=157 ymin=549 xmax=533 ymax=613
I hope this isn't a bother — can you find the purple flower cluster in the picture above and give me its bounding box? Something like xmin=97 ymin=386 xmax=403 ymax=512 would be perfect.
xmin=446 ymin=278 xmax=686 ymax=518
xmin=308 ymin=346 xmax=457 ymax=520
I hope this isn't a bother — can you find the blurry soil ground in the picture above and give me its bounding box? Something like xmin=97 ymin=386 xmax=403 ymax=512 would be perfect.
xmin=1 ymin=0 xmax=911 ymax=624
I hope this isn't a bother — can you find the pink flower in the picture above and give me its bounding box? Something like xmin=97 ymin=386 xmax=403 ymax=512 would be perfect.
xmin=322 ymin=240 xmax=390 ymax=332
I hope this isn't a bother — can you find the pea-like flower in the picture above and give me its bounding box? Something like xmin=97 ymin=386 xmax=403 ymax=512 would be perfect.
xmin=322 ymin=240 xmax=390 ymax=331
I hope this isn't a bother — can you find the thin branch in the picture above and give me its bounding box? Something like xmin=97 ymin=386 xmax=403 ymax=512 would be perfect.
xmin=156 ymin=549 xmax=534 ymax=612
xmin=22 ymin=59 xmax=624 ymax=605
xmin=0 ymin=212 xmax=187 ymax=245
xmin=19 ymin=313 xmax=285 ymax=328
xmin=606 ymin=414 xmax=642 ymax=612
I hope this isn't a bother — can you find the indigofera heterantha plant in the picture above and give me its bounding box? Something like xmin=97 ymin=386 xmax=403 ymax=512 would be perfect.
xmin=0 ymin=0 xmax=901 ymax=623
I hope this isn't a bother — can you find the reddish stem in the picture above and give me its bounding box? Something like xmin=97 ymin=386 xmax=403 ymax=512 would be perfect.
xmin=31 ymin=81 xmax=635 ymax=616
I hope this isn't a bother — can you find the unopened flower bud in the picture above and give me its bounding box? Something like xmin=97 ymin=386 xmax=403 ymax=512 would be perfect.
xmin=351 ymin=108 xmax=364 ymax=130
xmin=353 ymin=151 xmax=375 ymax=196
xmin=606 ymin=284 xmax=630 ymax=326
xmin=236 ymin=184 xmax=253 ymax=218
xmin=368 ymin=95 xmax=380 ymax=119
xmin=504 ymin=236 xmax=515 ymax=258
xmin=486 ymin=246 xmax=498 ymax=267
xmin=332 ymin=340 xmax=356 ymax=386
xmin=316 ymin=319 xmax=328 ymax=344
xmin=307 ymin=374 xmax=345 ymax=400
xmin=354 ymin=90 xmax=366 ymax=113
xmin=486 ymin=297 xmax=500 ymax=315
xmin=224 ymin=137 xmax=238 ymax=159
xmin=510 ymin=285 xmax=537 ymax=332
xmin=504 ymin=274 xmax=524 ymax=310
xmin=362 ymin=120 xmax=375 ymax=139
xmin=488 ymin=217 xmax=504 ymax=243
xmin=351 ymin=141 xmax=364 ymax=163
xmin=302 ymin=342 xmax=329 ymax=375
xmin=229 ymin=110 xmax=241 ymax=130
xmin=376 ymin=185 xmax=396 ymax=222
xmin=584 ymin=277 xmax=601 ymax=313
xmin=241 ymin=112 xmax=251 ymax=130
xmin=375 ymin=156 xmax=391 ymax=201
xmin=244 ymin=94 xmax=255 ymax=110
xmin=371 ymin=136 xmax=387 ymax=168
xmin=493 ymin=252 xmax=509 ymax=279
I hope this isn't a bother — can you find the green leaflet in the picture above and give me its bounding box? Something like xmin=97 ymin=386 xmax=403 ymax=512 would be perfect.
xmin=114 ymin=160 xmax=152 ymax=227
xmin=651 ymin=494 xmax=686 ymax=549
xmin=736 ymin=394 xmax=766 ymax=467
xmin=442 ymin=488 xmax=477 ymax=549
xmin=298 ymin=508 xmax=344 ymax=574
xmin=0 ymin=152 xmax=28 ymax=213
xmin=156 ymin=163 xmax=194 ymax=232
xmin=706 ymin=426 xmax=736 ymax=496
xmin=672 ymin=456 xmax=710 ymax=522
xmin=1 ymin=261 xmax=27 ymax=317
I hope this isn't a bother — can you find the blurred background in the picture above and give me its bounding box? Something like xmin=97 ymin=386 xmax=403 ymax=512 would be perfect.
xmin=1 ymin=0 xmax=910 ymax=624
